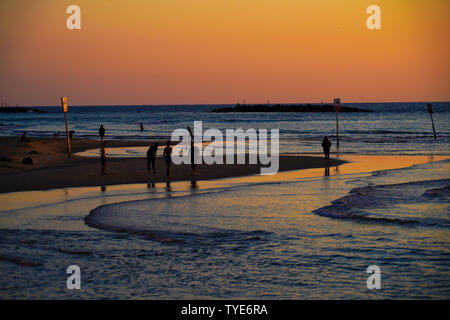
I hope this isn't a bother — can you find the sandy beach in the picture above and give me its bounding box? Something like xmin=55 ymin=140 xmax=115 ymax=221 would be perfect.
xmin=0 ymin=136 xmax=343 ymax=193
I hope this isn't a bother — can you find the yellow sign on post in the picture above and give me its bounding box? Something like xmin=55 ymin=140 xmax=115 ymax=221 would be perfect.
xmin=61 ymin=97 xmax=71 ymax=158
xmin=61 ymin=97 xmax=68 ymax=113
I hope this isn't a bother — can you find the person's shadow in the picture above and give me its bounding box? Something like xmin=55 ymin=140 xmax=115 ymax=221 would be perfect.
xmin=324 ymin=165 xmax=330 ymax=176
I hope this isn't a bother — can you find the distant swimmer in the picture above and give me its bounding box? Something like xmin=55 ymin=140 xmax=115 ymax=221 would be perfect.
xmin=140 ymin=122 xmax=144 ymax=131
xmin=163 ymin=140 xmax=173 ymax=178
xmin=147 ymin=142 xmax=158 ymax=174
xmin=321 ymin=136 xmax=331 ymax=162
xmin=99 ymin=125 xmax=105 ymax=143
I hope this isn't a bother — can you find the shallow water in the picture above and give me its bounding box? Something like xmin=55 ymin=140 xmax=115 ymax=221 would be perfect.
xmin=0 ymin=156 xmax=448 ymax=299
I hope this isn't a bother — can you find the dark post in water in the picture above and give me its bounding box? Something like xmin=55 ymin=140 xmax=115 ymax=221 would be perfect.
xmin=334 ymin=98 xmax=341 ymax=147
xmin=427 ymin=103 xmax=437 ymax=140
xmin=61 ymin=97 xmax=72 ymax=158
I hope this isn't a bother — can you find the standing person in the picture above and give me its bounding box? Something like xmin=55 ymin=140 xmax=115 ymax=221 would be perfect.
xmin=321 ymin=136 xmax=332 ymax=162
xmin=101 ymin=141 xmax=107 ymax=175
xmin=147 ymin=142 xmax=158 ymax=174
xmin=187 ymin=126 xmax=197 ymax=176
xmin=20 ymin=131 xmax=30 ymax=142
xmin=140 ymin=122 xmax=144 ymax=131
xmin=187 ymin=126 xmax=194 ymax=138
xmin=163 ymin=141 xmax=173 ymax=178
xmin=190 ymin=142 xmax=198 ymax=176
xmin=99 ymin=125 xmax=105 ymax=143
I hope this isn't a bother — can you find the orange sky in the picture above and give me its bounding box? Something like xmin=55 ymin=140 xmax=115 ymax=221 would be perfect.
xmin=0 ymin=0 xmax=448 ymax=106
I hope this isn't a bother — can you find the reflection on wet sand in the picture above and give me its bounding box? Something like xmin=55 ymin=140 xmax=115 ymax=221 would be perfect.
xmin=0 ymin=155 xmax=448 ymax=213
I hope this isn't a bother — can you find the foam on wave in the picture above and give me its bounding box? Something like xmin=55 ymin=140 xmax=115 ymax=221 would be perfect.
xmin=313 ymin=179 xmax=450 ymax=227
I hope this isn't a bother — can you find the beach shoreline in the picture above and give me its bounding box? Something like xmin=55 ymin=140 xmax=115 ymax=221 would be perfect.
xmin=0 ymin=136 xmax=344 ymax=194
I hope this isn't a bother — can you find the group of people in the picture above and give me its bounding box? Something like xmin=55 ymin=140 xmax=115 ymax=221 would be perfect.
xmin=146 ymin=141 xmax=177 ymax=178
xmin=98 ymin=124 xmax=198 ymax=177
xmin=97 ymin=124 xmax=334 ymax=177
xmin=147 ymin=126 xmax=198 ymax=178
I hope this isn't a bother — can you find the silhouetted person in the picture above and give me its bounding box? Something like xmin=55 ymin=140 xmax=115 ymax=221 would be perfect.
xmin=20 ymin=131 xmax=30 ymax=142
xmin=101 ymin=141 xmax=107 ymax=175
xmin=321 ymin=136 xmax=331 ymax=162
xmin=190 ymin=142 xmax=198 ymax=176
xmin=163 ymin=140 xmax=172 ymax=177
xmin=140 ymin=122 xmax=144 ymax=131
xmin=187 ymin=126 xmax=198 ymax=175
xmin=99 ymin=125 xmax=105 ymax=143
xmin=187 ymin=126 xmax=194 ymax=138
xmin=147 ymin=142 xmax=158 ymax=174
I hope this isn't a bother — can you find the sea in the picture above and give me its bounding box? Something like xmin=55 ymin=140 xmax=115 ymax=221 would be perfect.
xmin=1 ymin=102 xmax=449 ymax=155
xmin=0 ymin=102 xmax=449 ymax=299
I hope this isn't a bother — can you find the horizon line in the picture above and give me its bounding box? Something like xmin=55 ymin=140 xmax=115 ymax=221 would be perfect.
xmin=3 ymin=100 xmax=449 ymax=108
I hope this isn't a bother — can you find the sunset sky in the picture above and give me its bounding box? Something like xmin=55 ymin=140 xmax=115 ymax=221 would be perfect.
xmin=0 ymin=0 xmax=448 ymax=106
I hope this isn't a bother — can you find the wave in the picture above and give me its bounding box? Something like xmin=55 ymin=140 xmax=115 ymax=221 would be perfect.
xmin=84 ymin=194 xmax=274 ymax=245
xmin=422 ymin=185 xmax=450 ymax=198
xmin=313 ymin=207 xmax=418 ymax=225
xmin=313 ymin=179 xmax=450 ymax=227
xmin=0 ymin=254 xmax=42 ymax=267
xmin=57 ymin=248 xmax=93 ymax=255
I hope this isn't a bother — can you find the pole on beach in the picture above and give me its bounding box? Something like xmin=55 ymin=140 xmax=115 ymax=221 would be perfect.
xmin=427 ymin=103 xmax=437 ymax=140
xmin=334 ymin=98 xmax=341 ymax=147
xmin=61 ymin=97 xmax=71 ymax=158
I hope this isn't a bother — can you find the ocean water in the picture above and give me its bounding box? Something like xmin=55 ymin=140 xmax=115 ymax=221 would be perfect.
xmin=0 ymin=157 xmax=448 ymax=299
xmin=0 ymin=103 xmax=449 ymax=299
xmin=1 ymin=102 xmax=449 ymax=155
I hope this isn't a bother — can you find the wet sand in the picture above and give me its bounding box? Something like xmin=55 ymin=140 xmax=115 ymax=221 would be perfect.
xmin=0 ymin=136 xmax=343 ymax=193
